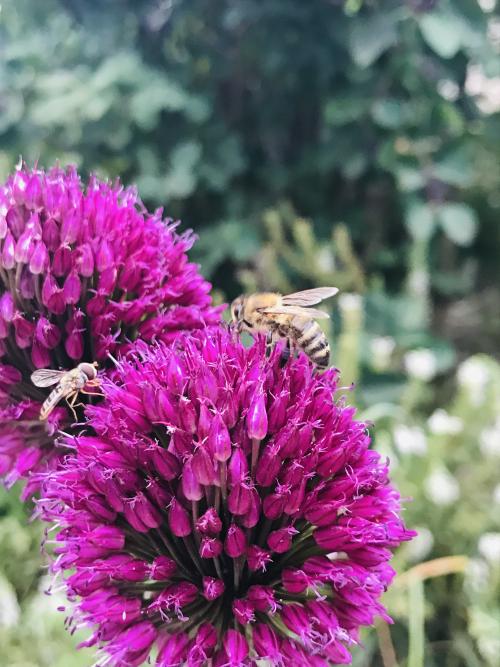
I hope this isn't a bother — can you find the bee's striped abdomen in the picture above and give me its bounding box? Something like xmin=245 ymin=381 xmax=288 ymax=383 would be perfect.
xmin=297 ymin=319 xmax=330 ymax=370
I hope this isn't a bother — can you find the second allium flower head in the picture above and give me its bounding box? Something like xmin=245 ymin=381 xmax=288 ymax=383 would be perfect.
xmin=41 ymin=329 xmax=414 ymax=666
xmin=0 ymin=165 xmax=222 ymax=492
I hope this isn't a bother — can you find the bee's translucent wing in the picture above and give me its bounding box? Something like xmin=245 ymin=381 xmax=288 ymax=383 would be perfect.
xmin=31 ymin=369 xmax=66 ymax=387
xmin=281 ymin=287 xmax=338 ymax=307
xmin=259 ymin=305 xmax=330 ymax=319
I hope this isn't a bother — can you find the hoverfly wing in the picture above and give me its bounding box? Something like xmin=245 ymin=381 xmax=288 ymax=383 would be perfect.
xmin=281 ymin=287 xmax=338 ymax=307
xmin=31 ymin=368 xmax=66 ymax=388
xmin=259 ymin=305 xmax=330 ymax=319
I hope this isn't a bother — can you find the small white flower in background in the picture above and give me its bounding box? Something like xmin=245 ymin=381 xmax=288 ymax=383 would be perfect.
xmin=465 ymin=63 xmax=500 ymax=114
xmin=493 ymin=484 xmax=500 ymax=505
xmin=425 ymin=467 xmax=460 ymax=506
xmin=338 ymin=293 xmax=362 ymax=313
xmin=317 ymin=246 xmax=335 ymax=273
xmin=407 ymin=269 xmax=429 ymax=297
xmin=478 ymin=533 xmax=500 ymax=564
xmin=405 ymin=526 xmax=434 ymax=563
xmin=457 ymin=357 xmax=491 ymax=405
xmin=437 ymin=79 xmax=460 ymax=102
xmin=427 ymin=409 xmax=464 ymax=436
xmin=478 ymin=0 xmax=496 ymax=13
xmin=479 ymin=419 xmax=500 ymax=458
xmin=404 ymin=348 xmax=437 ymax=382
xmin=370 ymin=336 xmax=396 ymax=372
xmin=393 ymin=424 xmax=428 ymax=456
xmin=0 ymin=574 xmax=20 ymax=628
xmin=465 ymin=558 xmax=490 ymax=595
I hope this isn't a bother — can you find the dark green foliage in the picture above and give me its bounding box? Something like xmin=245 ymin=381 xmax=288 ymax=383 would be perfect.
xmin=2 ymin=0 xmax=499 ymax=307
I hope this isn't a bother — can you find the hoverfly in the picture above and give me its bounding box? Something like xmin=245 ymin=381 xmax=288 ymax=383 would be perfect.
xmin=31 ymin=361 xmax=101 ymax=421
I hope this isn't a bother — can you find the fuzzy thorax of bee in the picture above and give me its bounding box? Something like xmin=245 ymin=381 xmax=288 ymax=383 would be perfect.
xmin=230 ymin=287 xmax=338 ymax=369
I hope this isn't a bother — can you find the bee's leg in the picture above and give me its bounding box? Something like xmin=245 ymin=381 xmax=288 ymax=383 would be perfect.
xmin=265 ymin=331 xmax=274 ymax=358
xmin=279 ymin=338 xmax=291 ymax=368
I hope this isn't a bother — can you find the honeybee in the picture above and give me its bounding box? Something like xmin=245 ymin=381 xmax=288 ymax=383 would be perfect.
xmin=230 ymin=287 xmax=338 ymax=370
xmin=31 ymin=362 xmax=101 ymax=421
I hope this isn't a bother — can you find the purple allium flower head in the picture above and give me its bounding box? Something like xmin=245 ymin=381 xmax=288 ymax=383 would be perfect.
xmin=0 ymin=164 xmax=222 ymax=494
xmin=40 ymin=329 xmax=414 ymax=666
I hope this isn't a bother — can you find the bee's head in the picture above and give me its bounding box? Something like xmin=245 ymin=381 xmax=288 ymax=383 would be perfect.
xmin=230 ymin=296 xmax=245 ymax=330
xmin=80 ymin=362 xmax=98 ymax=381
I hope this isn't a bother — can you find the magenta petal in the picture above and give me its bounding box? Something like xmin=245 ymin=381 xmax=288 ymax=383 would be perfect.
xmin=202 ymin=576 xmax=225 ymax=601
xmin=246 ymin=393 xmax=268 ymax=440
xmin=196 ymin=507 xmax=222 ymax=536
xmin=168 ymin=498 xmax=192 ymax=537
xmin=223 ymin=630 xmax=249 ymax=665
xmin=224 ymin=523 xmax=246 ymax=558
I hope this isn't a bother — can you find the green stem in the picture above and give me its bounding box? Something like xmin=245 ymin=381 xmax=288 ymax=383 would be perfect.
xmin=408 ymin=576 xmax=425 ymax=667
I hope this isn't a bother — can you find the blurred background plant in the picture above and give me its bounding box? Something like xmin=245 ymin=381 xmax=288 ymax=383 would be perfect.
xmin=1 ymin=0 xmax=500 ymax=665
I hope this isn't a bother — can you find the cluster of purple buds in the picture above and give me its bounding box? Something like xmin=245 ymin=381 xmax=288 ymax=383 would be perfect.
xmin=41 ymin=330 xmax=414 ymax=666
xmin=0 ymin=165 xmax=222 ymax=491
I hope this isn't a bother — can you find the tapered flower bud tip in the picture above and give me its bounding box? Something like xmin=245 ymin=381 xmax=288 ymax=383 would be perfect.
xmin=247 ymin=545 xmax=273 ymax=573
xmin=267 ymin=526 xmax=298 ymax=554
xmin=181 ymin=458 xmax=203 ymax=501
xmin=167 ymin=353 xmax=185 ymax=394
xmin=168 ymin=499 xmax=191 ymax=537
xmin=63 ymin=271 xmax=81 ymax=305
xmin=157 ymin=633 xmax=190 ymax=666
xmin=228 ymin=447 xmax=248 ymax=485
xmin=233 ymin=598 xmax=256 ymax=625
xmin=150 ymin=555 xmax=176 ymax=582
xmin=224 ymin=523 xmax=247 ymax=558
xmin=224 ymin=630 xmax=249 ymax=665
xmin=200 ymin=537 xmax=223 ymax=559
xmin=209 ymin=413 xmax=232 ymax=462
xmin=246 ymin=393 xmax=268 ymax=440
xmin=228 ymin=481 xmax=253 ymax=515
xmin=76 ymin=243 xmax=94 ymax=277
xmin=0 ymin=293 xmax=14 ymax=322
xmin=107 ymin=621 xmax=157 ymax=666
xmin=253 ymin=623 xmax=282 ymax=663
xmin=202 ymin=576 xmax=225 ymax=601
xmin=196 ymin=507 xmax=222 ymax=536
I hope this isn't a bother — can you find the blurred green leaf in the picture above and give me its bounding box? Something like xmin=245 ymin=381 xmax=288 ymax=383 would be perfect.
xmin=437 ymin=203 xmax=479 ymax=247
xmin=349 ymin=11 xmax=401 ymax=67
xmin=418 ymin=10 xmax=463 ymax=59
xmin=194 ymin=220 xmax=260 ymax=277
xmin=396 ymin=166 xmax=426 ymax=192
xmin=434 ymin=145 xmax=476 ymax=187
xmin=372 ymin=99 xmax=403 ymax=129
xmin=324 ymin=97 xmax=367 ymax=126
xmin=406 ymin=201 xmax=435 ymax=241
xmin=163 ymin=141 xmax=202 ymax=199
xmin=408 ymin=577 xmax=425 ymax=667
